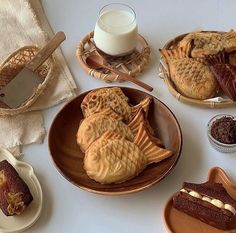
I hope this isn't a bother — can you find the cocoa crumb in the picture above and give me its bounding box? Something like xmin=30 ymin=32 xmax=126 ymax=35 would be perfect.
xmin=211 ymin=116 xmax=236 ymax=144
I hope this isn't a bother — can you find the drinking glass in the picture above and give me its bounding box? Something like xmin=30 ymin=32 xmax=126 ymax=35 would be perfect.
xmin=94 ymin=3 xmax=138 ymax=56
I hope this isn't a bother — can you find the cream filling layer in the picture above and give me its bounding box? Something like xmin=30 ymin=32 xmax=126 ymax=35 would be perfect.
xmin=180 ymin=189 xmax=236 ymax=215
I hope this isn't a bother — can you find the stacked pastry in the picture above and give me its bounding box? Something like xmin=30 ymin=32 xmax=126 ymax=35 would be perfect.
xmin=76 ymin=87 xmax=173 ymax=184
xmin=160 ymin=29 xmax=236 ymax=101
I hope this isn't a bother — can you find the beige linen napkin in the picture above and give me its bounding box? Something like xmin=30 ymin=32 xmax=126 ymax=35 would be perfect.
xmin=0 ymin=0 xmax=77 ymax=157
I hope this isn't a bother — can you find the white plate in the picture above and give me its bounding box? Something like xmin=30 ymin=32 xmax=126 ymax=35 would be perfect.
xmin=0 ymin=148 xmax=43 ymax=233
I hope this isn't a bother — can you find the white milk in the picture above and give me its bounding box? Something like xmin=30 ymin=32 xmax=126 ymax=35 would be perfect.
xmin=94 ymin=10 xmax=138 ymax=56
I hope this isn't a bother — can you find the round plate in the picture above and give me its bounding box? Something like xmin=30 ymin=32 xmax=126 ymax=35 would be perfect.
xmin=0 ymin=147 xmax=43 ymax=233
xmin=163 ymin=167 xmax=236 ymax=233
xmin=49 ymin=87 xmax=182 ymax=195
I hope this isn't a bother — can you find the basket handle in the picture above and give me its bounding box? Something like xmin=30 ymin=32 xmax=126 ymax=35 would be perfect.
xmin=26 ymin=31 xmax=66 ymax=71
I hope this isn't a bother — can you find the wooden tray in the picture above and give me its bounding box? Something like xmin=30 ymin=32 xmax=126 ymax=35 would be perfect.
xmin=48 ymin=87 xmax=182 ymax=195
xmin=159 ymin=31 xmax=236 ymax=108
xmin=76 ymin=31 xmax=150 ymax=82
xmin=163 ymin=167 xmax=236 ymax=233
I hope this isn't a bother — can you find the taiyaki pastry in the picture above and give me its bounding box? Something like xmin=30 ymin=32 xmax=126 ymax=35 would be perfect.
xmin=84 ymin=123 xmax=173 ymax=184
xmin=81 ymin=87 xmax=152 ymax=122
xmin=76 ymin=108 xmax=134 ymax=152
xmin=179 ymin=30 xmax=236 ymax=58
xmin=160 ymin=43 xmax=218 ymax=100
xmin=173 ymin=181 xmax=236 ymax=230
xmin=128 ymin=108 xmax=162 ymax=146
xmin=205 ymin=51 xmax=236 ymax=101
xmin=81 ymin=87 xmax=131 ymax=121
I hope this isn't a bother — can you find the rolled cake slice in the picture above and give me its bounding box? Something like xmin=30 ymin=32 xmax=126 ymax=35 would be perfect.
xmin=173 ymin=181 xmax=236 ymax=230
xmin=0 ymin=160 xmax=33 ymax=216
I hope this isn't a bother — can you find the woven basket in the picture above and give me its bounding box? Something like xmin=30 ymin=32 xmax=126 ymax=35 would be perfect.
xmin=76 ymin=31 xmax=150 ymax=82
xmin=0 ymin=46 xmax=54 ymax=115
xmin=159 ymin=32 xmax=236 ymax=108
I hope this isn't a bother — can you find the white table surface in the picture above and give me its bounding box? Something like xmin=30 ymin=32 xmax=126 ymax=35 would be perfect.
xmin=23 ymin=0 xmax=236 ymax=232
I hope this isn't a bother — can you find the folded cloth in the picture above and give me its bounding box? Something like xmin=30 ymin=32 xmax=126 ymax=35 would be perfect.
xmin=0 ymin=112 xmax=46 ymax=158
xmin=0 ymin=0 xmax=77 ymax=156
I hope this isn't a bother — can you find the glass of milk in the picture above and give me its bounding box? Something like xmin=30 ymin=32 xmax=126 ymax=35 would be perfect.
xmin=94 ymin=3 xmax=138 ymax=56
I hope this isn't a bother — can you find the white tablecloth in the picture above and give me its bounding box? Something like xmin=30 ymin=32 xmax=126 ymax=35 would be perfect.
xmin=23 ymin=0 xmax=236 ymax=232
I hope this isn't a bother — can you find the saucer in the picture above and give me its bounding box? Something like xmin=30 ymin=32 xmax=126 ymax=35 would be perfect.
xmin=0 ymin=148 xmax=43 ymax=233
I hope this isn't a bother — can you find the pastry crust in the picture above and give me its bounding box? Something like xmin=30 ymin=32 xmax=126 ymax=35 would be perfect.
xmin=160 ymin=44 xmax=218 ymax=100
xmin=179 ymin=30 xmax=236 ymax=58
xmin=81 ymin=87 xmax=152 ymax=122
xmin=76 ymin=108 xmax=134 ymax=152
xmin=84 ymin=123 xmax=173 ymax=184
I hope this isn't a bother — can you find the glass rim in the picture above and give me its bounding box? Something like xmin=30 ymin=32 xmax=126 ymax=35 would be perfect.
xmin=98 ymin=3 xmax=136 ymax=28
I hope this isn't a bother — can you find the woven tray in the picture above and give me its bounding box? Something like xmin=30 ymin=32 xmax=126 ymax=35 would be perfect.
xmin=159 ymin=31 xmax=236 ymax=108
xmin=76 ymin=31 xmax=150 ymax=82
xmin=0 ymin=46 xmax=54 ymax=115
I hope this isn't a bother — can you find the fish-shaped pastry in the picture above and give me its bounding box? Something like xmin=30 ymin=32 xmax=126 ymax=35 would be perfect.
xmin=81 ymin=87 xmax=152 ymax=122
xmin=179 ymin=30 xmax=236 ymax=58
xmin=128 ymin=108 xmax=163 ymax=146
xmin=77 ymin=108 xmax=154 ymax=152
xmin=160 ymin=42 xmax=218 ymax=100
xmin=76 ymin=108 xmax=134 ymax=152
xmin=84 ymin=123 xmax=173 ymax=184
xmin=205 ymin=51 xmax=236 ymax=101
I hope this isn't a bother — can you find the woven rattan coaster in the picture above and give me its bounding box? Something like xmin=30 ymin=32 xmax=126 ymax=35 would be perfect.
xmin=76 ymin=31 xmax=150 ymax=82
xmin=0 ymin=46 xmax=53 ymax=114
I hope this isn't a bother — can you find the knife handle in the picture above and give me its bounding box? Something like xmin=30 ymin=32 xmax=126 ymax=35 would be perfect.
xmin=26 ymin=31 xmax=66 ymax=71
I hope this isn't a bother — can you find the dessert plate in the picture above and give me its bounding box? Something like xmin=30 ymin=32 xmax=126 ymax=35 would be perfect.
xmin=49 ymin=87 xmax=182 ymax=195
xmin=0 ymin=147 xmax=43 ymax=233
xmin=163 ymin=167 xmax=236 ymax=233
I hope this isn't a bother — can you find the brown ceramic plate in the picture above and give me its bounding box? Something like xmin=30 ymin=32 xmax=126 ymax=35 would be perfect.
xmin=163 ymin=167 xmax=236 ymax=233
xmin=48 ymin=87 xmax=182 ymax=195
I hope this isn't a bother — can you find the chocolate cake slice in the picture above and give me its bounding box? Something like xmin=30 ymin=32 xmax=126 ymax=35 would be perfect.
xmin=0 ymin=160 xmax=33 ymax=216
xmin=173 ymin=181 xmax=236 ymax=230
xmin=205 ymin=51 xmax=236 ymax=101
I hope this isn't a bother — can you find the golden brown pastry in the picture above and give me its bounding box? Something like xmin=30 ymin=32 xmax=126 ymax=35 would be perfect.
xmin=81 ymin=87 xmax=152 ymax=122
xmin=179 ymin=30 xmax=236 ymax=58
xmin=81 ymin=87 xmax=131 ymax=121
xmin=84 ymin=123 xmax=173 ymax=184
xmin=76 ymin=108 xmax=134 ymax=152
xmin=160 ymin=43 xmax=218 ymax=100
